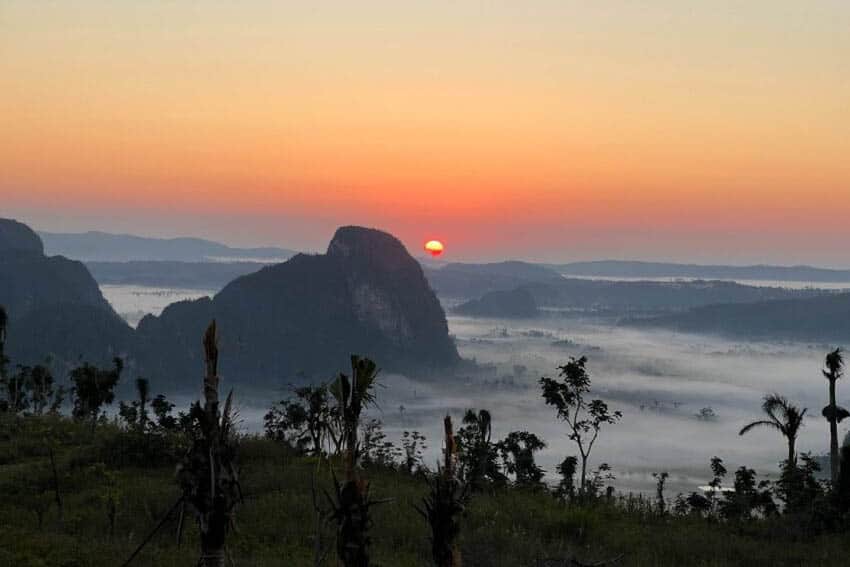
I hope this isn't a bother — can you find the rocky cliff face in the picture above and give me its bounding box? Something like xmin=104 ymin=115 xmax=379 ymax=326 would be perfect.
xmin=0 ymin=218 xmax=133 ymax=368
xmin=135 ymin=226 xmax=459 ymax=386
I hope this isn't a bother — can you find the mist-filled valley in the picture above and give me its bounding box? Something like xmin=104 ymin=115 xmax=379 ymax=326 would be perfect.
xmin=100 ymin=278 xmax=846 ymax=496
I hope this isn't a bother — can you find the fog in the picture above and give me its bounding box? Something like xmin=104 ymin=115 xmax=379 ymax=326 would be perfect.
xmin=103 ymin=285 xmax=847 ymax=495
xmin=240 ymin=316 xmax=843 ymax=495
xmin=100 ymin=285 xmax=213 ymax=327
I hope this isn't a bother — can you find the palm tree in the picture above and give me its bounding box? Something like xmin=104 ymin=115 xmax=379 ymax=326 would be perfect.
xmin=739 ymin=393 xmax=807 ymax=467
xmin=822 ymin=348 xmax=847 ymax=484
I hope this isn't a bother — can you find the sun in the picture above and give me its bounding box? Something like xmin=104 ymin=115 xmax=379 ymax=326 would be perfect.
xmin=424 ymin=239 xmax=444 ymax=257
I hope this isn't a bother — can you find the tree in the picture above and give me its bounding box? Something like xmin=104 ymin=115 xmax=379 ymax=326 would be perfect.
xmin=539 ymin=357 xmax=622 ymax=495
xmin=497 ymin=431 xmax=546 ymax=487
xmin=28 ymin=365 xmax=57 ymax=416
xmin=400 ymin=430 xmax=427 ymax=475
xmin=70 ymin=358 xmax=123 ymax=430
xmin=118 ymin=377 xmax=151 ymax=432
xmin=653 ymin=472 xmax=669 ymax=515
xmin=456 ymin=409 xmax=504 ymax=490
xmin=360 ymin=419 xmax=400 ymax=469
xmin=719 ymin=466 xmax=776 ymax=521
xmin=151 ymin=394 xmax=178 ymax=431
xmin=555 ymin=456 xmax=578 ymax=500
xmin=264 ymin=384 xmax=336 ymax=455
xmin=739 ymin=393 xmax=807 ymax=467
xmin=822 ymin=348 xmax=846 ymax=485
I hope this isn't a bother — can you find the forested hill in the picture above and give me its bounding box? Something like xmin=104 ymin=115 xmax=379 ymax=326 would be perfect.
xmin=625 ymin=292 xmax=850 ymax=342
xmin=554 ymin=260 xmax=850 ymax=283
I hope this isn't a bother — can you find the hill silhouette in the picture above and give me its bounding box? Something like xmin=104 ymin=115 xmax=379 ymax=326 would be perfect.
xmin=135 ymin=226 xmax=460 ymax=386
xmin=0 ymin=218 xmax=133 ymax=368
xmin=626 ymin=292 xmax=850 ymax=341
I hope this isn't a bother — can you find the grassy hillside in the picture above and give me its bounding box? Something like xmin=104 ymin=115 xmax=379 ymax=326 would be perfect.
xmin=3 ymin=415 xmax=850 ymax=567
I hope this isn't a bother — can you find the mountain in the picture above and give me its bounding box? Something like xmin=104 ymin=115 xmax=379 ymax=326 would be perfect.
xmin=86 ymin=261 xmax=265 ymax=290
xmin=522 ymin=278 xmax=827 ymax=314
xmin=424 ymin=261 xmax=563 ymax=300
xmin=135 ymin=226 xmax=460 ymax=386
xmin=625 ymin=293 xmax=850 ymax=342
xmin=553 ymin=260 xmax=850 ymax=283
xmin=0 ymin=219 xmax=133 ymax=368
xmin=454 ymin=288 xmax=538 ymax=318
xmin=39 ymin=230 xmax=297 ymax=262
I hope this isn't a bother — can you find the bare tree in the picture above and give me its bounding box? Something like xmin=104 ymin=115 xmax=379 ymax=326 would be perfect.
xmin=540 ymin=357 xmax=621 ymax=495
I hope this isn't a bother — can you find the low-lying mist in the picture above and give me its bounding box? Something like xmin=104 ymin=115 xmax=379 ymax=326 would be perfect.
xmin=233 ymin=314 xmax=844 ymax=495
xmin=101 ymin=284 xmax=844 ymax=495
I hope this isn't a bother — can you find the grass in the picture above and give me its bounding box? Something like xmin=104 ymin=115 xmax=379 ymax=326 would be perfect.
xmin=2 ymin=415 xmax=850 ymax=566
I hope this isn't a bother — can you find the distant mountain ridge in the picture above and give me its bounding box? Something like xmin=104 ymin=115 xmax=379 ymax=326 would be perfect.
xmin=424 ymin=261 xmax=563 ymax=299
xmin=553 ymin=260 xmax=850 ymax=283
xmin=87 ymin=261 xmax=265 ymax=290
xmin=39 ymin=230 xmax=297 ymax=262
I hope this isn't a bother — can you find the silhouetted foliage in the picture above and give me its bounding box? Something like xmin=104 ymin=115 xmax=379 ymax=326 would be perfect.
xmin=70 ymin=358 xmax=123 ymax=430
xmin=401 ymin=430 xmax=427 ymax=475
xmin=264 ymin=383 xmax=338 ymax=455
xmin=822 ymin=348 xmax=846 ymax=485
xmin=361 ymin=419 xmax=401 ymax=469
xmin=497 ymin=431 xmax=546 ymax=487
xmin=555 ymin=456 xmax=579 ymax=500
xmin=653 ymin=472 xmax=669 ymax=515
xmin=740 ymin=393 xmax=807 ymax=468
xmin=456 ymin=409 xmax=505 ymax=491
xmin=719 ymin=466 xmax=776 ymax=521
xmin=540 ymin=357 xmax=621 ymax=494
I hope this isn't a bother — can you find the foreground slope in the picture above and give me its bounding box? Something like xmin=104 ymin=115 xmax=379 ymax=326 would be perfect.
xmin=3 ymin=417 xmax=850 ymax=567
xmin=136 ymin=226 xmax=460 ymax=385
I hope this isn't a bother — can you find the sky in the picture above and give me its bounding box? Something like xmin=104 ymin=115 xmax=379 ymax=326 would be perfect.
xmin=2 ymin=1 xmax=849 ymax=265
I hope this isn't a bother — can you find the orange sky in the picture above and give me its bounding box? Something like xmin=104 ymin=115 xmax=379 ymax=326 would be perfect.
xmin=2 ymin=1 xmax=849 ymax=264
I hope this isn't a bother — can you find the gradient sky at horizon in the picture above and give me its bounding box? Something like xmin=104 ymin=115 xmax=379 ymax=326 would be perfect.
xmin=2 ymin=1 xmax=849 ymax=265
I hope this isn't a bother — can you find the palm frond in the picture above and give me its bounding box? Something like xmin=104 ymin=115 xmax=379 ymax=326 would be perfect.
xmin=739 ymin=420 xmax=780 ymax=436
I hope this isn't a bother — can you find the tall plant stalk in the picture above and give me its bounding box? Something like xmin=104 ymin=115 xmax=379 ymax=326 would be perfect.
xmin=177 ymin=321 xmax=241 ymax=567
xmin=417 ymin=416 xmax=467 ymax=567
